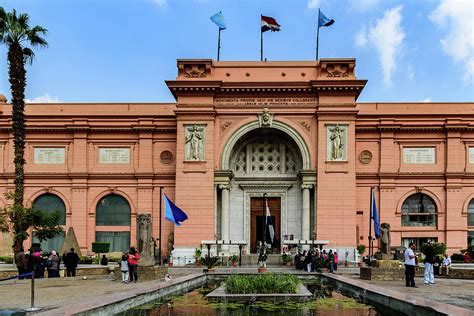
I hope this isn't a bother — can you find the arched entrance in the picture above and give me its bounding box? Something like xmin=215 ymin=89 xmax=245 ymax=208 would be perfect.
xmin=217 ymin=123 xmax=314 ymax=254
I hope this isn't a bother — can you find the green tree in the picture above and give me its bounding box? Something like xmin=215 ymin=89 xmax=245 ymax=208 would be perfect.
xmin=0 ymin=7 xmax=61 ymax=256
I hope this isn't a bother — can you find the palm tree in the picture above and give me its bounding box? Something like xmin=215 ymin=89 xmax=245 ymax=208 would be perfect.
xmin=0 ymin=7 xmax=48 ymax=254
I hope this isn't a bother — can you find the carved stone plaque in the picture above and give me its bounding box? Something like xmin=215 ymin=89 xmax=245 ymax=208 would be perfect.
xmin=469 ymin=147 xmax=474 ymax=164
xmin=326 ymin=124 xmax=348 ymax=161
xmin=34 ymin=148 xmax=65 ymax=164
xmin=358 ymin=150 xmax=372 ymax=164
xmin=160 ymin=150 xmax=173 ymax=164
xmin=99 ymin=148 xmax=130 ymax=164
xmin=403 ymin=148 xmax=435 ymax=164
xmin=184 ymin=124 xmax=205 ymax=161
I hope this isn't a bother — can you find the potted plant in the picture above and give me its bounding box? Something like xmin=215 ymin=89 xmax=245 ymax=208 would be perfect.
xmin=282 ymin=253 xmax=292 ymax=266
xmin=200 ymin=255 xmax=221 ymax=273
xmin=357 ymin=245 xmax=366 ymax=267
xmin=229 ymin=254 xmax=239 ymax=267
xmin=194 ymin=248 xmax=202 ymax=267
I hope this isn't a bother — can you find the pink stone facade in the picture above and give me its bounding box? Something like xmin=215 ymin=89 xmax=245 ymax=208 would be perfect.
xmin=0 ymin=58 xmax=473 ymax=257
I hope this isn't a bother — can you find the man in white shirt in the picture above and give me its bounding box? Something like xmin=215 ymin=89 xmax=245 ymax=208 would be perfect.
xmin=404 ymin=242 xmax=417 ymax=287
xmin=442 ymin=254 xmax=451 ymax=276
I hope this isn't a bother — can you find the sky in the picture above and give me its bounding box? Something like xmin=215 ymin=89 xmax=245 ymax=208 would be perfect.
xmin=0 ymin=0 xmax=473 ymax=104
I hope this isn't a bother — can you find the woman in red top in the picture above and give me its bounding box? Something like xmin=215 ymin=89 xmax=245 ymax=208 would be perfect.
xmin=128 ymin=247 xmax=140 ymax=282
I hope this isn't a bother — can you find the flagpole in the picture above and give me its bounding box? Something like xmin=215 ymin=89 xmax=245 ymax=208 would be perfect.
xmin=159 ymin=186 xmax=163 ymax=266
xmin=316 ymin=9 xmax=320 ymax=60
xmin=263 ymin=193 xmax=267 ymax=245
xmin=368 ymin=187 xmax=373 ymax=259
xmin=260 ymin=15 xmax=264 ymax=61
xmin=217 ymin=28 xmax=221 ymax=61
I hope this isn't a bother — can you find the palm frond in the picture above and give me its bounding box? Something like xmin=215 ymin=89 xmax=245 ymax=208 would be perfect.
xmin=23 ymin=47 xmax=35 ymax=64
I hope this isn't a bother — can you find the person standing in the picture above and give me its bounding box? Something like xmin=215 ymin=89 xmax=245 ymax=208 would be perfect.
xmin=404 ymin=242 xmax=417 ymax=287
xmin=14 ymin=251 xmax=26 ymax=279
xmin=47 ymin=250 xmax=61 ymax=278
xmin=305 ymin=250 xmax=313 ymax=272
xmin=65 ymin=248 xmax=80 ymax=277
xmin=333 ymin=252 xmax=339 ymax=272
xmin=120 ymin=253 xmax=129 ymax=283
xmin=423 ymin=241 xmax=435 ymax=285
xmin=127 ymin=247 xmax=140 ymax=283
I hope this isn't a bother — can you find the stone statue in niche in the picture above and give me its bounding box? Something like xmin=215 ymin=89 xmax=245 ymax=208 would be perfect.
xmin=185 ymin=124 xmax=204 ymax=160
xmin=329 ymin=125 xmax=344 ymax=160
xmin=136 ymin=214 xmax=154 ymax=266
xmin=380 ymin=223 xmax=391 ymax=255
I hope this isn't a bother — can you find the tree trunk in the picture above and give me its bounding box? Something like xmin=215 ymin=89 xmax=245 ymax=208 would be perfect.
xmin=8 ymin=42 xmax=27 ymax=255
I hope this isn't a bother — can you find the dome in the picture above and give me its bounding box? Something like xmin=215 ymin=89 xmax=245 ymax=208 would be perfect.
xmin=0 ymin=94 xmax=6 ymax=103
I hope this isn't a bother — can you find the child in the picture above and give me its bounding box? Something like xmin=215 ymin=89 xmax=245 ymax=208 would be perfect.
xmin=120 ymin=253 xmax=129 ymax=283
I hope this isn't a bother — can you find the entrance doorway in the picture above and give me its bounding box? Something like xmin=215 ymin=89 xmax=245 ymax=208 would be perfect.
xmin=250 ymin=197 xmax=281 ymax=253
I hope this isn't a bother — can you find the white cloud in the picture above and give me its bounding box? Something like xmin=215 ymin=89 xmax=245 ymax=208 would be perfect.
xmin=407 ymin=65 xmax=415 ymax=80
xmin=420 ymin=98 xmax=432 ymax=102
xmin=349 ymin=0 xmax=380 ymax=13
xmin=429 ymin=0 xmax=474 ymax=84
xmin=153 ymin=0 xmax=167 ymax=7
xmin=355 ymin=6 xmax=405 ymax=86
xmin=307 ymin=0 xmax=322 ymax=10
xmin=355 ymin=26 xmax=367 ymax=47
xmin=25 ymin=94 xmax=61 ymax=103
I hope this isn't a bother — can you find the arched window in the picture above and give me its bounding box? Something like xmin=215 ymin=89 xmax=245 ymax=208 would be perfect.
xmin=96 ymin=194 xmax=131 ymax=226
xmin=401 ymin=193 xmax=437 ymax=226
xmin=31 ymin=193 xmax=66 ymax=252
xmin=468 ymin=199 xmax=474 ymax=227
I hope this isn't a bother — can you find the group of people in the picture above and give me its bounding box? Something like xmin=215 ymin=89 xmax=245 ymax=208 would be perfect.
xmin=14 ymin=247 xmax=80 ymax=279
xmin=294 ymin=249 xmax=338 ymax=273
xmin=119 ymin=246 xmax=140 ymax=283
xmin=404 ymin=241 xmax=453 ymax=288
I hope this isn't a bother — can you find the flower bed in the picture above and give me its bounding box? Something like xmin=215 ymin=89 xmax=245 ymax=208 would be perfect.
xmin=224 ymin=273 xmax=300 ymax=294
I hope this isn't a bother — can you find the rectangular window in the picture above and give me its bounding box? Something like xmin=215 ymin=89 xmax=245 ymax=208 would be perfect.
xmin=403 ymin=147 xmax=435 ymax=164
xmin=468 ymin=232 xmax=474 ymax=248
xmin=401 ymin=214 xmax=437 ymax=226
xmin=95 ymin=232 xmax=130 ymax=252
xmin=469 ymin=147 xmax=474 ymax=164
xmin=99 ymin=148 xmax=130 ymax=164
xmin=402 ymin=237 xmax=437 ymax=252
xmin=34 ymin=148 xmax=65 ymax=164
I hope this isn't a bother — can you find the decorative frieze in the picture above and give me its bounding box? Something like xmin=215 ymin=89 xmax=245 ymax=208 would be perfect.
xmin=258 ymin=108 xmax=274 ymax=128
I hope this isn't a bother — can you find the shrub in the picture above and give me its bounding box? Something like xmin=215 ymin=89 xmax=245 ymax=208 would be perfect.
xmin=281 ymin=253 xmax=292 ymax=264
xmin=224 ymin=274 xmax=300 ymax=294
xmin=194 ymin=248 xmax=202 ymax=260
xmin=200 ymin=256 xmax=221 ymax=269
xmin=451 ymin=253 xmax=464 ymax=262
xmin=92 ymin=242 xmax=110 ymax=254
xmin=0 ymin=256 xmax=13 ymax=264
xmin=229 ymin=254 xmax=239 ymax=262
xmin=78 ymin=256 xmax=93 ymax=264
xmin=357 ymin=245 xmax=366 ymax=255
xmin=421 ymin=242 xmax=446 ymax=256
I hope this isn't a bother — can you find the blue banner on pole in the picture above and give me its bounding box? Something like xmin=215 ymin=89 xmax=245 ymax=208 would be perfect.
xmin=164 ymin=194 xmax=188 ymax=226
xmin=371 ymin=188 xmax=380 ymax=239
xmin=210 ymin=11 xmax=226 ymax=30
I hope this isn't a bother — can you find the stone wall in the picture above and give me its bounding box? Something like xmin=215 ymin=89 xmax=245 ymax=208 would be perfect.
xmin=114 ymin=265 xmax=168 ymax=282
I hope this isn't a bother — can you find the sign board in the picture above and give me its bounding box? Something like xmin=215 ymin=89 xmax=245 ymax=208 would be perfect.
xmin=34 ymin=148 xmax=65 ymax=164
xmin=99 ymin=148 xmax=130 ymax=164
xmin=403 ymin=148 xmax=435 ymax=164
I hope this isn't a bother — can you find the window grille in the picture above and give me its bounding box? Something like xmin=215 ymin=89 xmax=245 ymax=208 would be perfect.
xmin=95 ymin=231 xmax=130 ymax=252
xmin=32 ymin=193 xmax=66 ymax=225
xmin=96 ymin=194 xmax=131 ymax=226
xmin=401 ymin=193 xmax=437 ymax=226
xmin=468 ymin=199 xmax=474 ymax=227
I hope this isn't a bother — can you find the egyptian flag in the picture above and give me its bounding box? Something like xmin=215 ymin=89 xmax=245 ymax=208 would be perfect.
xmin=265 ymin=198 xmax=276 ymax=244
xmin=261 ymin=15 xmax=281 ymax=32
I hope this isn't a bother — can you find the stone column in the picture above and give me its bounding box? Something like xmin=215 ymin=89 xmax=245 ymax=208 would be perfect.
xmin=219 ymin=184 xmax=231 ymax=249
xmin=301 ymin=184 xmax=313 ymax=241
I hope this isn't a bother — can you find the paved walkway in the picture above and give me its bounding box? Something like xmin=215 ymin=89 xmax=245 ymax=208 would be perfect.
xmin=0 ymin=267 xmax=473 ymax=313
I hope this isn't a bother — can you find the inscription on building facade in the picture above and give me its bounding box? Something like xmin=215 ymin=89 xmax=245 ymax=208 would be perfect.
xmin=469 ymin=147 xmax=474 ymax=164
xmin=215 ymin=97 xmax=317 ymax=106
xmin=99 ymin=148 xmax=130 ymax=164
xmin=34 ymin=148 xmax=65 ymax=164
xmin=403 ymin=148 xmax=435 ymax=164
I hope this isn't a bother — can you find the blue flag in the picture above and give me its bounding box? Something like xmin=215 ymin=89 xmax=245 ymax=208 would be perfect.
xmin=210 ymin=11 xmax=226 ymax=30
xmin=164 ymin=194 xmax=188 ymax=226
xmin=318 ymin=10 xmax=334 ymax=28
xmin=371 ymin=188 xmax=380 ymax=239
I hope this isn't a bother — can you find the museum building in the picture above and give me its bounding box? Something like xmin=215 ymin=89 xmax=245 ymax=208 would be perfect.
xmin=0 ymin=58 xmax=473 ymax=259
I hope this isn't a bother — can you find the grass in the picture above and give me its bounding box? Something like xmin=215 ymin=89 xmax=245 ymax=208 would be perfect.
xmin=224 ymin=273 xmax=300 ymax=294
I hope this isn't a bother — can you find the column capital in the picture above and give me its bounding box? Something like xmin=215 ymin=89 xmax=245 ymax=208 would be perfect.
xmin=219 ymin=184 xmax=231 ymax=190
xmin=300 ymin=184 xmax=313 ymax=190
